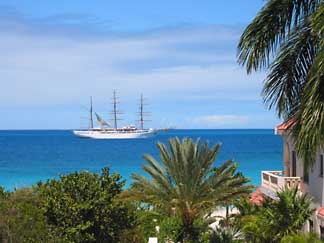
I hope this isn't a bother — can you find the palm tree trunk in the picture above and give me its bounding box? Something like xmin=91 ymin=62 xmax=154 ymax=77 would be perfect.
xmin=181 ymin=214 xmax=199 ymax=243
xmin=183 ymin=224 xmax=199 ymax=243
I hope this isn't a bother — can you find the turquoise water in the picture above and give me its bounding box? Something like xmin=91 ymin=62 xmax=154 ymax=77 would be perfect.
xmin=0 ymin=129 xmax=283 ymax=190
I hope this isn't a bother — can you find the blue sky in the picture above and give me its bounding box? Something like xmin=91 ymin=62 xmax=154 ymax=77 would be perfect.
xmin=0 ymin=0 xmax=281 ymax=129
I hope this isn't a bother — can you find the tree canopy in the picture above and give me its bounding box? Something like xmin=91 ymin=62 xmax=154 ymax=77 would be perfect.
xmin=123 ymin=137 xmax=252 ymax=242
xmin=36 ymin=167 xmax=136 ymax=243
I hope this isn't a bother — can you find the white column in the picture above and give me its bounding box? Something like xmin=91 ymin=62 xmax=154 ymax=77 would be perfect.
xmin=283 ymin=142 xmax=290 ymax=177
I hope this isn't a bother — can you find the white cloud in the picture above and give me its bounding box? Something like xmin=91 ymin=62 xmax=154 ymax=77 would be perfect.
xmin=0 ymin=9 xmax=275 ymax=129
xmin=191 ymin=115 xmax=250 ymax=128
xmin=0 ymin=11 xmax=264 ymax=105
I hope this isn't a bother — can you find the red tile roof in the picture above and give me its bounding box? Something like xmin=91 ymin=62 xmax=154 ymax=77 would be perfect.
xmin=249 ymin=187 xmax=264 ymax=205
xmin=317 ymin=207 xmax=324 ymax=218
xmin=276 ymin=119 xmax=296 ymax=131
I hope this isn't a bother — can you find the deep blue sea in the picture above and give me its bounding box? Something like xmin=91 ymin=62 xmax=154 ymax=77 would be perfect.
xmin=0 ymin=129 xmax=282 ymax=190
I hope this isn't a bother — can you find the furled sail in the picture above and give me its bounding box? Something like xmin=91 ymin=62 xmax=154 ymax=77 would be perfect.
xmin=95 ymin=113 xmax=110 ymax=127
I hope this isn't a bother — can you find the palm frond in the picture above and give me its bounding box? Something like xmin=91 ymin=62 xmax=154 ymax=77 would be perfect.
xmin=122 ymin=137 xmax=252 ymax=239
xmin=238 ymin=0 xmax=319 ymax=73
xmin=293 ymin=50 xmax=324 ymax=170
xmin=262 ymin=19 xmax=318 ymax=119
xmin=238 ymin=0 xmax=324 ymax=172
xmin=313 ymin=1 xmax=324 ymax=40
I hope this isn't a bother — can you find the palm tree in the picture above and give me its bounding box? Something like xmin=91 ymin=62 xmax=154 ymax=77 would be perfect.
xmin=237 ymin=0 xmax=324 ymax=171
xmin=122 ymin=137 xmax=252 ymax=242
xmin=240 ymin=187 xmax=314 ymax=243
xmin=266 ymin=187 xmax=314 ymax=240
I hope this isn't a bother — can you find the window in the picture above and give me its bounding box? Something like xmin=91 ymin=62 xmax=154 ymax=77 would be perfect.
xmin=320 ymin=155 xmax=323 ymax=177
xmin=292 ymin=151 xmax=297 ymax=177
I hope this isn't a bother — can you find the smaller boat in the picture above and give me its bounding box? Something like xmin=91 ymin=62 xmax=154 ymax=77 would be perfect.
xmin=73 ymin=92 xmax=158 ymax=139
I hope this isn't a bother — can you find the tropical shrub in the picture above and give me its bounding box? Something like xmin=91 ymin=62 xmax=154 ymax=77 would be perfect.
xmin=119 ymin=204 xmax=159 ymax=243
xmin=0 ymin=186 xmax=5 ymax=197
xmin=281 ymin=233 xmax=322 ymax=243
xmin=209 ymin=226 xmax=242 ymax=243
xmin=122 ymin=137 xmax=252 ymax=242
xmin=0 ymin=188 xmax=66 ymax=243
xmin=158 ymin=216 xmax=183 ymax=243
xmin=240 ymin=187 xmax=314 ymax=243
xmin=37 ymin=167 xmax=136 ymax=243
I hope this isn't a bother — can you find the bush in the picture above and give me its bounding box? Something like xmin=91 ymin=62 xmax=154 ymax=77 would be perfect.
xmin=209 ymin=226 xmax=242 ymax=243
xmin=158 ymin=217 xmax=183 ymax=242
xmin=118 ymin=204 xmax=158 ymax=243
xmin=0 ymin=188 xmax=66 ymax=243
xmin=239 ymin=187 xmax=313 ymax=243
xmin=36 ymin=167 xmax=136 ymax=243
xmin=281 ymin=233 xmax=322 ymax=243
xmin=157 ymin=217 xmax=209 ymax=243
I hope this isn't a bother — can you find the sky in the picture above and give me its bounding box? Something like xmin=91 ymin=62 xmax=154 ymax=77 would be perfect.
xmin=0 ymin=0 xmax=281 ymax=129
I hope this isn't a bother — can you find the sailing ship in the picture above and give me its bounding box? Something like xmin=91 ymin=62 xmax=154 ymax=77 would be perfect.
xmin=73 ymin=91 xmax=158 ymax=139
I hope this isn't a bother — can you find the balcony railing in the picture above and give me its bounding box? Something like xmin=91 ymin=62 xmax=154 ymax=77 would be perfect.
xmin=261 ymin=171 xmax=301 ymax=199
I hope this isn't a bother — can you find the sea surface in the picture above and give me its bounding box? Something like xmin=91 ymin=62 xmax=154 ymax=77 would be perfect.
xmin=0 ymin=129 xmax=283 ymax=190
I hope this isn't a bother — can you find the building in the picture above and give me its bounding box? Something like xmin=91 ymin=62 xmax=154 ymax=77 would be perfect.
xmin=259 ymin=120 xmax=324 ymax=238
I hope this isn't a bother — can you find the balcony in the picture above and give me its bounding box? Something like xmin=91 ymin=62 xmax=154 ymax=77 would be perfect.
xmin=261 ymin=171 xmax=302 ymax=199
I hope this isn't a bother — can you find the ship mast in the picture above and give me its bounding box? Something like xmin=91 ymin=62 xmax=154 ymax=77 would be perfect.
xmin=111 ymin=90 xmax=122 ymax=130
xmin=139 ymin=94 xmax=144 ymax=130
xmin=89 ymin=96 xmax=94 ymax=129
xmin=137 ymin=94 xmax=150 ymax=130
xmin=113 ymin=91 xmax=118 ymax=130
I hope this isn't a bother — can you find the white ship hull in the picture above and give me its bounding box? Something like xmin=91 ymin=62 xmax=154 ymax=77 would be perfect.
xmin=73 ymin=129 xmax=157 ymax=139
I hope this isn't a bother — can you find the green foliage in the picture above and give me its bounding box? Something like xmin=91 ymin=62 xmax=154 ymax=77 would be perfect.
xmin=0 ymin=168 xmax=317 ymax=243
xmin=209 ymin=226 xmax=242 ymax=243
xmin=37 ymin=167 xmax=136 ymax=243
xmin=158 ymin=216 xmax=183 ymax=243
xmin=211 ymin=204 xmax=245 ymax=243
xmin=240 ymin=187 xmax=314 ymax=243
xmin=238 ymin=0 xmax=324 ymax=170
xmin=158 ymin=217 xmax=209 ymax=243
xmin=234 ymin=197 xmax=258 ymax=217
xmin=266 ymin=187 xmax=314 ymax=238
xmin=241 ymin=214 xmax=273 ymax=243
xmin=119 ymin=204 xmax=159 ymax=243
xmin=0 ymin=186 xmax=5 ymax=198
xmin=0 ymin=188 xmax=66 ymax=243
xmin=238 ymin=0 xmax=319 ymax=73
xmin=123 ymin=137 xmax=252 ymax=242
xmin=281 ymin=233 xmax=322 ymax=243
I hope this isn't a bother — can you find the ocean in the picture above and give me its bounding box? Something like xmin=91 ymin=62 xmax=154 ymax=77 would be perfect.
xmin=0 ymin=129 xmax=283 ymax=190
